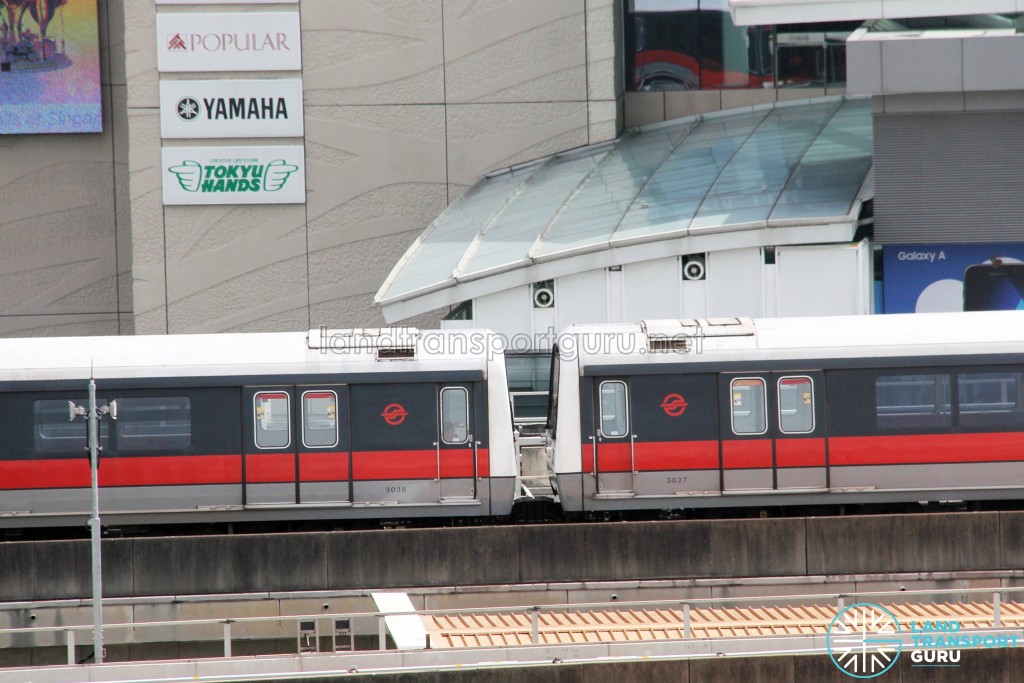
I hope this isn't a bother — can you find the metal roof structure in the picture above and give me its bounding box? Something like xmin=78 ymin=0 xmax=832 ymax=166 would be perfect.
xmin=376 ymin=97 xmax=873 ymax=322
xmin=728 ymin=0 xmax=1024 ymax=25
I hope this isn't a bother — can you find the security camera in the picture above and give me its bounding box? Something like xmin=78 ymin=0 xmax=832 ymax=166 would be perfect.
xmin=611 ymin=594 xmax=618 ymax=601
xmin=29 ymin=614 xmax=36 ymax=621
xmin=322 ymin=604 xmax=330 ymax=610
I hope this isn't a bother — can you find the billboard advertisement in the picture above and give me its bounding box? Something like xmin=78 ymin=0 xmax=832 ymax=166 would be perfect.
xmin=0 ymin=0 xmax=102 ymax=134
xmin=883 ymin=244 xmax=1024 ymax=313
xmin=156 ymin=12 xmax=302 ymax=73
xmin=160 ymin=79 xmax=304 ymax=138
xmin=162 ymin=145 xmax=306 ymax=205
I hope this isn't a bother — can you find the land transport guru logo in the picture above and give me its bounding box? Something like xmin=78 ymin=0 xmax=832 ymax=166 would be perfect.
xmin=168 ymin=157 xmax=299 ymax=194
xmin=827 ymin=602 xmax=1020 ymax=678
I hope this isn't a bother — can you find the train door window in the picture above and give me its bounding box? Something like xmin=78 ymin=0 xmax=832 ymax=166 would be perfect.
xmin=599 ymin=381 xmax=628 ymax=438
xmin=958 ymin=372 xmax=1024 ymax=427
xmin=440 ymin=387 xmax=469 ymax=444
xmin=731 ymin=378 xmax=767 ymax=435
xmin=876 ymin=374 xmax=951 ymax=429
xmin=254 ymin=391 xmax=290 ymax=449
xmin=302 ymin=391 xmax=338 ymax=448
xmin=116 ymin=397 xmax=191 ymax=451
xmin=778 ymin=376 xmax=814 ymax=434
xmin=34 ymin=399 xmax=109 ymax=454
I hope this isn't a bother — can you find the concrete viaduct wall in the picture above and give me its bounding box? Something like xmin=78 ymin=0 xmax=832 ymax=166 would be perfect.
xmin=2 ymin=512 xmax=1021 ymax=601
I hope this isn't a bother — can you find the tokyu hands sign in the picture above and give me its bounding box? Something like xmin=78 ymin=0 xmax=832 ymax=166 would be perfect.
xmin=162 ymin=146 xmax=306 ymax=205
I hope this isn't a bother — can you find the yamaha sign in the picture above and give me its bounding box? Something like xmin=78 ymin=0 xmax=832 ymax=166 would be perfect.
xmin=162 ymin=146 xmax=306 ymax=205
xmin=160 ymin=80 xmax=304 ymax=138
xmin=156 ymin=13 xmax=302 ymax=72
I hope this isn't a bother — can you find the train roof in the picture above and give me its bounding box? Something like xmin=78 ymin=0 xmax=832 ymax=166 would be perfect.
xmin=0 ymin=328 xmax=502 ymax=381
xmin=561 ymin=311 xmax=1024 ymax=366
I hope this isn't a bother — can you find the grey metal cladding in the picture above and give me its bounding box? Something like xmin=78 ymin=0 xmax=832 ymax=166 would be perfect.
xmin=874 ymin=111 xmax=1024 ymax=244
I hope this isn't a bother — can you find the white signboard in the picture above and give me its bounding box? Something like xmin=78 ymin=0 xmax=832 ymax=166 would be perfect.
xmin=157 ymin=13 xmax=302 ymax=72
xmin=160 ymin=79 xmax=304 ymax=138
xmin=162 ymin=146 xmax=306 ymax=205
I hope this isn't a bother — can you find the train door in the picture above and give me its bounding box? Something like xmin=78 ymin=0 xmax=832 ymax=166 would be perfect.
xmin=297 ymin=386 xmax=351 ymax=504
xmin=349 ymin=383 xmax=477 ymax=505
xmin=592 ymin=378 xmax=635 ymax=495
xmin=243 ymin=386 xmax=297 ymax=505
xmin=719 ymin=372 xmax=826 ymax=492
xmin=772 ymin=372 xmax=826 ymax=490
xmin=437 ymin=384 xmax=477 ymax=501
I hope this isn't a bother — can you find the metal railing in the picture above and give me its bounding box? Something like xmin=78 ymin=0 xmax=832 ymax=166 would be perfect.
xmin=2 ymin=584 xmax=1023 ymax=666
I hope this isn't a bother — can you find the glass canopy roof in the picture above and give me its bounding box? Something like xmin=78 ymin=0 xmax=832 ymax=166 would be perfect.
xmin=378 ymin=96 xmax=872 ymax=307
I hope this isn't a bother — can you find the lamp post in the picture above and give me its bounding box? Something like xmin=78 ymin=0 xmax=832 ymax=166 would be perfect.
xmin=69 ymin=378 xmax=112 ymax=664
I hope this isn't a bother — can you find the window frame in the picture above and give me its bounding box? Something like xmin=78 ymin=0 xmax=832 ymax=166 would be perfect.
xmin=254 ymin=391 xmax=291 ymax=450
xmin=730 ymin=377 xmax=768 ymax=436
xmin=598 ymin=380 xmax=630 ymax=439
xmin=439 ymin=386 xmax=470 ymax=445
xmin=301 ymin=390 xmax=339 ymax=449
xmin=115 ymin=396 xmax=192 ymax=451
xmin=777 ymin=375 xmax=815 ymax=435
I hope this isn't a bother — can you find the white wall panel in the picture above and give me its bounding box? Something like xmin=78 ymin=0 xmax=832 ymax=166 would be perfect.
xmin=624 ymin=258 xmax=681 ymax=321
xmin=707 ymin=248 xmax=763 ymax=318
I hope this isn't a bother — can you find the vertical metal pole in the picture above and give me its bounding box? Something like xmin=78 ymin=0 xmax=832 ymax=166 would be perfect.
xmin=223 ymin=621 xmax=233 ymax=658
xmin=67 ymin=629 xmax=76 ymax=665
xmin=683 ymin=603 xmax=691 ymax=639
xmin=88 ymin=378 xmax=103 ymax=664
xmin=378 ymin=615 xmax=386 ymax=650
xmin=994 ymin=592 xmax=1001 ymax=628
xmin=531 ymin=607 xmax=539 ymax=645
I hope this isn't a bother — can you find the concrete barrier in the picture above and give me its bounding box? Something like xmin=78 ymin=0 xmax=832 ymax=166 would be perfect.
xmin=131 ymin=533 xmax=328 ymax=596
xmin=806 ymin=512 xmax=1000 ymax=575
xmin=0 ymin=512 xmax=1016 ymax=600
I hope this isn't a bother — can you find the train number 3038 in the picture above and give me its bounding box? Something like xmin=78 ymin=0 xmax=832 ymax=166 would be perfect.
xmin=385 ymin=486 xmax=407 ymax=494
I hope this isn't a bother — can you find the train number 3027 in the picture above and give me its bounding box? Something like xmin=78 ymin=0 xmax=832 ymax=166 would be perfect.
xmin=665 ymin=477 xmax=687 ymax=484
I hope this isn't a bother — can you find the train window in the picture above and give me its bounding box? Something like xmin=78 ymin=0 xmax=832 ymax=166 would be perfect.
xmin=876 ymin=374 xmax=951 ymax=429
xmin=958 ymin=372 xmax=1024 ymax=427
xmin=34 ymin=399 xmax=109 ymax=455
xmin=116 ymin=397 xmax=191 ymax=451
xmin=778 ymin=376 xmax=814 ymax=434
xmin=731 ymin=378 xmax=767 ymax=435
xmin=599 ymin=381 xmax=629 ymax=438
xmin=440 ymin=387 xmax=469 ymax=444
xmin=302 ymin=391 xmax=339 ymax=448
xmin=254 ymin=391 xmax=290 ymax=449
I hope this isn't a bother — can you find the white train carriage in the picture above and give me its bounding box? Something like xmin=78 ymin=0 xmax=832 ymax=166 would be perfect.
xmin=0 ymin=328 xmax=516 ymax=527
xmin=549 ymin=312 xmax=1024 ymax=513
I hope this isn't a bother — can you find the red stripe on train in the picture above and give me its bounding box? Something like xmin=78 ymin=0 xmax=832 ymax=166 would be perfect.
xmin=298 ymin=451 xmax=349 ymax=482
xmin=352 ymin=449 xmax=479 ymax=480
xmin=722 ymin=440 xmax=772 ymax=469
xmin=776 ymin=438 xmax=826 ymax=468
xmin=582 ymin=441 xmax=720 ymax=473
xmin=0 ymin=455 xmax=243 ymax=490
xmin=829 ymin=433 xmax=1024 ymax=466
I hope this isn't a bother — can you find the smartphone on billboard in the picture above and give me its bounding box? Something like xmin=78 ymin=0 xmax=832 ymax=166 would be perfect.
xmin=963 ymin=262 xmax=1024 ymax=311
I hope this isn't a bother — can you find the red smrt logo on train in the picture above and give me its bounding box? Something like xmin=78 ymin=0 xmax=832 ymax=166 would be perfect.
xmin=660 ymin=393 xmax=688 ymax=417
xmin=381 ymin=403 xmax=408 ymax=426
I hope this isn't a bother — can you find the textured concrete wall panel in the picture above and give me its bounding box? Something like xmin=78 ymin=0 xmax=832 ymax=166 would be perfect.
xmin=585 ymin=0 xmax=621 ymax=102
xmin=125 ymin=109 xmax=166 ymax=334
xmin=443 ymin=0 xmax=586 ymax=105
xmin=301 ymin=0 xmax=444 ymax=106
xmin=446 ymin=102 xmax=589 ymax=187
xmin=304 ymin=103 xmax=448 ymax=326
xmin=124 ymin=0 xmax=156 ymax=110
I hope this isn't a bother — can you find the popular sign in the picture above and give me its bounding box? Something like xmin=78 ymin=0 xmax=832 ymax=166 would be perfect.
xmin=161 ymin=146 xmax=306 ymax=205
xmin=156 ymin=13 xmax=302 ymax=72
xmin=160 ymin=79 xmax=303 ymax=138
